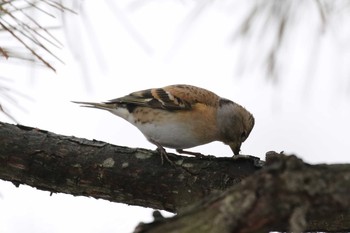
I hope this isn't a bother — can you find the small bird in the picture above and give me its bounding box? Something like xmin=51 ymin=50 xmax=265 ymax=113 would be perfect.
xmin=73 ymin=84 xmax=254 ymax=163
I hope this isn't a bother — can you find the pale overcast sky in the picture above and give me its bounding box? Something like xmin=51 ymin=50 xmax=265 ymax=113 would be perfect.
xmin=1 ymin=1 xmax=350 ymax=233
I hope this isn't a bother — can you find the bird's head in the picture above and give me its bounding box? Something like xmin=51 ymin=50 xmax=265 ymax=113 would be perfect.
xmin=217 ymin=98 xmax=255 ymax=155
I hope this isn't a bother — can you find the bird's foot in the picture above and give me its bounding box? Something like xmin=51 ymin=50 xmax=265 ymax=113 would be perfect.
xmin=156 ymin=146 xmax=175 ymax=166
xmin=176 ymin=149 xmax=206 ymax=158
xmin=150 ymin=139 xmax=176 ymax=166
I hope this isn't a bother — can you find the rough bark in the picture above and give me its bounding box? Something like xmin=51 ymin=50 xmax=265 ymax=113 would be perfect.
xmin=2 ymin=121 xmax=350 ymax=232
xmin=0 ymin=122 xmax=262 ymax=212
xmin=135 ymin=153 xmax=350 ymax=233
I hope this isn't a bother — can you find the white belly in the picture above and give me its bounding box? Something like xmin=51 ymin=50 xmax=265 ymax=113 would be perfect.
xmin=135 ymin=122 xmax=203 ymax=149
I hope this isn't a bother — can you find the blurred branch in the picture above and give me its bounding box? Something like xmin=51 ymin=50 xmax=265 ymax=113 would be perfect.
xmin=0 ymin=0 xmax=73 ymax=121
xmin=0 ymin=20 xmax=57 ymax=70
xmin=0 ymin=104 xmax=17 ymax=122
xmin=0 ymin=0 xmax=71 ymax=69
xmin=233 ymin=0 xmax=336 ymax=80
xmin=0 ymin=76 xmax=33 ymax=123
xmin=105 ymin=0 xmax=153 ymax=54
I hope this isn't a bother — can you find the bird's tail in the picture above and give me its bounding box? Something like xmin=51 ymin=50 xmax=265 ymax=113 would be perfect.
xmin=72 ymin=101 xmax=117 ymax=111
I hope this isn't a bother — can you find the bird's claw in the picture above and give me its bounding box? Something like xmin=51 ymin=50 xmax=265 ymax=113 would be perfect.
xmin=176 ymin=149 xmax=206 ymax=158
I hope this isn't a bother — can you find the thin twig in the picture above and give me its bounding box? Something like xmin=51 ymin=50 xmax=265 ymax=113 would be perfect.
xmin=1 ymin=5 xmax=64 ymax=63
xmin=23 ymin=0 xmax=56 ymax=18
xmin=0 ymin=20 xmax=56 ymax=71
xmin=41 ymin=0 xmax=77 ymax=14
xmin=0 ymin=47 xmax=9 ymax=58
xmin=8 ymin=1 xmax=63 ymax=48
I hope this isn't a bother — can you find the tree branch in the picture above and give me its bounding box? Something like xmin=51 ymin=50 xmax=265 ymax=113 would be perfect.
xmin=135 ymin=152 xmax=350 ymax=233
xmin=0 ymin=121 xmax=262 ymax=212
xmin=2 ymin=122 xmax=350 ymax=232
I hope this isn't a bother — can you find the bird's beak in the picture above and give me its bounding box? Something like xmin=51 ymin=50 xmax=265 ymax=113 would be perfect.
xmin=229 ymin=142 xmax=241 ymax=155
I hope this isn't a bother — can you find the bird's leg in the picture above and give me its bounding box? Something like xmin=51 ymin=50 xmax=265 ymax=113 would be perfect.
xmin=176 ymin=149 xmax=205 ymax=158
xmin=156 ymin=146 xmax=170 ymax=165
xmin=149 ymin=139 xmax=174 ymax=165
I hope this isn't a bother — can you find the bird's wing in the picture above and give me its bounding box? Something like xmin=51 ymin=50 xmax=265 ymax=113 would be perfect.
xmin=108 ymin=84 xmax=220 ymax=111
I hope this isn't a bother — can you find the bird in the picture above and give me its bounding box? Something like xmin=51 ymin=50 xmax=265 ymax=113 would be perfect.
xmin=73 ymin=84 xmax=254 ymax=164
